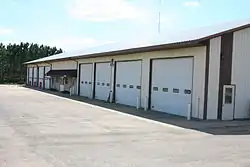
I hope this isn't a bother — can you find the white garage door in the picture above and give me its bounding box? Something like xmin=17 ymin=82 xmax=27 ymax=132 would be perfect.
xmin=95 ymin=62 xmax=111 ymax=101
xmin=80 ymin=63 xmax=93 ymax=98
xmin=38 ymin=67 xmax=44 ymax=88
xmin=44 ymin=66 xmax=51 ymax=89
xmin=151 ymin=58 xmax=193 ymax=117
xmin=115 ymin=60 xmax=142 ymax=107
xmin=28 ymin=67 xmax=33 ymax=85
xmin=33 ymin=67 xmax=38 ymax=86
xmin=26 ymin=68 xmax=29 ymax=84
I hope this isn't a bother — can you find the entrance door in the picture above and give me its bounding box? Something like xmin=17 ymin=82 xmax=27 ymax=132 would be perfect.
xmin=222 ymin=85 xmax=235 ymax=120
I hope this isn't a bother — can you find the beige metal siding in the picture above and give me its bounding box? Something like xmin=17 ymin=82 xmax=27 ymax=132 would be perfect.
xmin=232 ymin=27 xmax=250 ymax=119
xmin=207 ymin=37 xmax=221 ymax=120
xmin=52 ymin=61 xmax=77 ymax=70
xmin=77 ymin=46 xmax=206 ymax=119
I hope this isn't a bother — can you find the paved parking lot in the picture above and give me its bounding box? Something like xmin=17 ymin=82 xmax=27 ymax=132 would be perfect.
xmin=0 ymin=85 xmax=250 ymax=167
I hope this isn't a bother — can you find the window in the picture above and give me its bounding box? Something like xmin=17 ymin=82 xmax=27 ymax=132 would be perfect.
xmin=107 ymin=83 xmax=110 ymax=87
xmin=89 ymin=82 xmax=92 ymax=84
xmin=97 ymin=82 xmax=100 ymax=85
xmin=136 ymin=86 xmax=141 ymax=90
xmin=123 ymin=84 xmax=127 ymax=88
xmin=129 ymin=85 xmax=134 ymax=88
xmin=225 ymin=88 xmax=233 ymax=104
xmin=85 ymin=81 xmax=87 ymax=84
xmin=102 ymin=83 xmax=105 ymax=86
xmin=116 ymin=84 xmax=120 ymax=87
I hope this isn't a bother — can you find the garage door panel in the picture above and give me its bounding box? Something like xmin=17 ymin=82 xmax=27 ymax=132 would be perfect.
xmin=151 ymin=58 xmax=193 ymax=117
xmin=115 ymin=61 xmax=142 ymax=107
xmin=95 ymin=63 xmax=111 ymax=101
xmin=80 ymin=64 xmax=93 ymax=98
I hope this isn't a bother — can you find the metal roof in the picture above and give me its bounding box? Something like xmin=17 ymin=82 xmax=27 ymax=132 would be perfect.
xmin=25 ymin=19 xmax=250 ymax=65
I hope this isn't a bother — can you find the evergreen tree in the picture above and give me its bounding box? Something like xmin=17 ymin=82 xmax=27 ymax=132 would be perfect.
xmin=0 ymin=42 xmax=62 ymax=83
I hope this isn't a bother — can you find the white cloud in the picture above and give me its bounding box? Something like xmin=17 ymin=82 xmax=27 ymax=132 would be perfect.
xmin=0 ymin=28 xmax=13 ymax=35
xmin=183 ymin=1 xmax=200 ymax=7
xmin=49 ymin=37 xmax=114 ymax=51
xmin=67 ymin=0 xmax=144 ymax=22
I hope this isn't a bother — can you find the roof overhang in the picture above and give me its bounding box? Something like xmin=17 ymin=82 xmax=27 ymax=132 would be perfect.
xmin=46 ymin=70 xmax=77 ymax=77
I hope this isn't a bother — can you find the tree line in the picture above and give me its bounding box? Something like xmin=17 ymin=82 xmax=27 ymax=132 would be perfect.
xmin=0 ymin=42 xmax=63 ymax=84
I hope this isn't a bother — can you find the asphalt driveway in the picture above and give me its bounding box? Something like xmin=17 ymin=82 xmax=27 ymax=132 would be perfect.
xmin=0 ymin=85 xmax=250 ymax=167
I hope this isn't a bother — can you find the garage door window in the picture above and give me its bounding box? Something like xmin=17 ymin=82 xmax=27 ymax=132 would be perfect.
xmin=116 ymin=84 xmax=120 ymax=87
xmin=162 ymin=88 xmax=168 ymax=92
xmin=173 ymin=88 xmax=179 ymax=93
xmin=184 ymin=89 xmax=192 ymax=95
xmin=123 ymin=84 xmax=127 ymax=88
xmin=153 ymin=87 xmax=158 ymax=91
xmin=225 ymin=87 xmax=233 ymax=104
xmin=129 ymin=85 xmax=134 ymax=88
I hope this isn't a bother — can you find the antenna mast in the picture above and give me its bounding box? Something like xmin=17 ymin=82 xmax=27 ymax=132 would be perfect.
xmin=158 ymin=0 xmax=162 ymax=34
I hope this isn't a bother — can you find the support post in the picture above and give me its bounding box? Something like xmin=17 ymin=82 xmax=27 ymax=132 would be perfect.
xmin=136 ymin=96 xmax=140 ymax=110
xmin=187 ymin=103 xmax=191 ymax=120
xmin=144 ymin=96 xmax=148 ymax=111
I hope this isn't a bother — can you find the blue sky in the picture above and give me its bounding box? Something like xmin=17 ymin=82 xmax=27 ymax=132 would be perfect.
xmin=0 ymin=0 xmax=250 ymax=51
